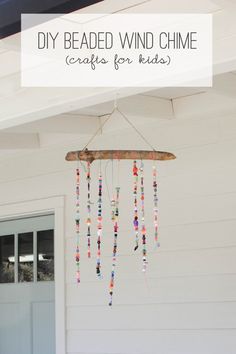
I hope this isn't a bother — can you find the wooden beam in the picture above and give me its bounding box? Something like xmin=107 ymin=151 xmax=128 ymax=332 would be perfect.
xmin=66 ymin=149 xmax=176 ymax=163
xmin=5 ymin=114 xmax=100 ymax=134
xmin=0 ymin=133 xmax=40 ymax=149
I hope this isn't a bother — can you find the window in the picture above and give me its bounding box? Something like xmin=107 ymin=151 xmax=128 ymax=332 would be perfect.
xmin=0 ymin=235 xmax=14 ymax=283
xmin=0 ymin=215 xmax=54 ymax=284
xmin=18 ymin=232 xmax=34 ymax=282
xmin=37 ymin=230 xmax=54 ymax=281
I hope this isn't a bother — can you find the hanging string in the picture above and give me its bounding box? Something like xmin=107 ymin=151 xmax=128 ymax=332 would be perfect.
xmin=140 ymin=161 xmax=148 ymax=272
xmin=109 ymin=185 xmax=120 ymax=307
xmin=153 ymin=163 xmax=159 ymax=248
xmin=117 ymin=108 xmax=156 ymax=151
xmin=104 ymin=158 xmax=117 ymax=223
xmin=86 ymin=161 xmax=92 ymax=258
xmin=81 ymin=109 xmax=115 ymax=151
xmin=80 ymin=104 xmax=157 ymax=154
xmin=78 ymin=159 xmax=87 ymax=174
xmin=104 ymin=160 xmax=111 ymax=200
xmin=75 ymin=166 xmax=81 ymax=283
xmin=133 ymin=160 xmax=139 ymax=251
xmin=96 ymin=162 xmax=103 ymax=277
xmin=117 ymin=153 xmax=121 ymax=186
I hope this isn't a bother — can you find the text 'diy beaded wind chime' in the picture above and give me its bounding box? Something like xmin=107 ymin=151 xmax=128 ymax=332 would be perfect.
xmin=66 ymin=106 xmax=176 ymax=306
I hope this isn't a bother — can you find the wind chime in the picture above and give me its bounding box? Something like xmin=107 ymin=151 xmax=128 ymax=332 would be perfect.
xmin=67 ymin=105 xmax=176 ymax=306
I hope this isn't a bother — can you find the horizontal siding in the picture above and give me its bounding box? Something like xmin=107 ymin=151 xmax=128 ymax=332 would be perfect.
xmin=67 ymin=302 xmax=236 ymax=330
xmin=66 ymin=247 xmax=236 ymax=284
xmin=67 ymin=274 xmax=236 ymax=306
xmin=65 ymin=219 xmax=236 ymax=256
xmin=65 ymin=188 xmax=236 ymax=234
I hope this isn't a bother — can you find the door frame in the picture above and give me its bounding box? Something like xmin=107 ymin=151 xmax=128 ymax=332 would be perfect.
xmin=0 ymin=196 xmax=66 ymax=354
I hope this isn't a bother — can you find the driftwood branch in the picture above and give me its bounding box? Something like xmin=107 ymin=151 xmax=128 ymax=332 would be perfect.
xmin=65 ymin=150 xmax=176 ymax=163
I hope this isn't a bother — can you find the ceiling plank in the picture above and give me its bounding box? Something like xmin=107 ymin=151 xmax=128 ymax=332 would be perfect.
xmin=73 ymin=95 xmax=173 ymax=120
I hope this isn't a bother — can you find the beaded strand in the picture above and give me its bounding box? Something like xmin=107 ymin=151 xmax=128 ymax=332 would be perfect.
xmin=133 ymin=161 xmax=139 ymax=251
xmin=140 ymin=161 xmax=148 ymax=272
xmin=109 ymin=186 xmax=120 ymax=307
xmin=75 ymin=167 xmax=81 ymax=283
xmin=86 ymin=161 xmax=91 ymax=258
xmin=153 ymin=165 xmax=159 ymax=247
xmin=96 ymin=173 xmax=103 ymax=277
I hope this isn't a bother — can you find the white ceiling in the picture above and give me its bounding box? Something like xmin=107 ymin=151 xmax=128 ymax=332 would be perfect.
xmin=0 ymin=0 xmax=236 ymax=153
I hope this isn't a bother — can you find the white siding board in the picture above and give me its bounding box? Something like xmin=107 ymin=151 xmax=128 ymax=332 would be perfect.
xmin=67 ymin=329 xmax=236 ymax=354
xmin=66 ymin=274 xmax=236 ymax=306
xmin=65 ymin=219 xmax=236 ymax=256
xmin=67 ymin=302 xmax=236 ymax=331
xmin=65 ymin=247 xmax=236 ymax=284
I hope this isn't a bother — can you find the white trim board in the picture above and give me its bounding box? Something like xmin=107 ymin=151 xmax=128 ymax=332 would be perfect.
xmin=0 ymin=195 xmax=66 ymax=354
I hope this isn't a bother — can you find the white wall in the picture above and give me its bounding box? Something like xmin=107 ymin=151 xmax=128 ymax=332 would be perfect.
xmin=0 ymin=114 xmax=236 ymax=354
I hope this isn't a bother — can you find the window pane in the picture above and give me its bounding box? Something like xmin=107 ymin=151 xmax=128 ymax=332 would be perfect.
xmin=18 ymin=232 xmax=34 ymax=282
xmin=0 ymin=235 xmax=14 ymax=283
xmin=37 ymin=230 xmax=54 ymax=281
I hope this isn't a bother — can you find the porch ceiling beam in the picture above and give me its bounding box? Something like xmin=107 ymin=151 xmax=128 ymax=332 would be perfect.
xmin=0 ymin=133 xmax=40 ymax=149
xmin=4 ymin=114 xmax=100 ymax=134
